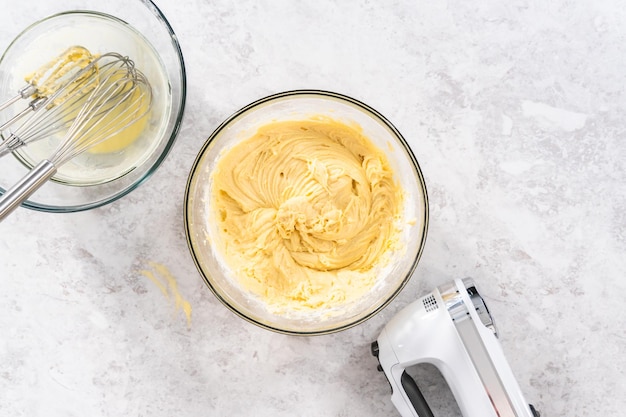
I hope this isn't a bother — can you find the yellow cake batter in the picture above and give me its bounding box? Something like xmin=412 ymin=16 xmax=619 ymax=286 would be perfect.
xmin=87 ymin=86 xmax=150 ymax=154
xmin=25 ymin=45 xmax=96 ymax=99
xmin=211 ymin=118 xmax=403 ymax=312
xmin=140 ymin=261 xmax=192 ymax=328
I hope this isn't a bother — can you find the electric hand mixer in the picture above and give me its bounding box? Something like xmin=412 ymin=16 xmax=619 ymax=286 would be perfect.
xmin=372 ymin=278 xmax=540 ymax=417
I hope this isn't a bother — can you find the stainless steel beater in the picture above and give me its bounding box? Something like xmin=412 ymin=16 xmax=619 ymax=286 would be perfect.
xmin=0 ymin=61 xmax=100 ymax=158
xmin=0 ymin=52 xmax=152 ymax=221
xmin=0 ymin=46 xmax=97 ymax=131
xmin=0 ymin=52 xmax=136 ymax=158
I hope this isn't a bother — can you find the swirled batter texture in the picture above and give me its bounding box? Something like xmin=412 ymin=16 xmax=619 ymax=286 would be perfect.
xmin=211 ymin=118 xmax=402 ymax=312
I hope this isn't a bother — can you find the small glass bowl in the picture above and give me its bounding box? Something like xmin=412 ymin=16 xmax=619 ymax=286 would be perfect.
xmin=0 ymin=0 xmax=186 ymax=212
xmin=185 ymin=90 xmax=429 ymax=335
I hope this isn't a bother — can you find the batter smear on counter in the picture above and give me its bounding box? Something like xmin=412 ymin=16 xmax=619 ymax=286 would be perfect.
xmin=211 ymin=118 xmax=403 ymax=313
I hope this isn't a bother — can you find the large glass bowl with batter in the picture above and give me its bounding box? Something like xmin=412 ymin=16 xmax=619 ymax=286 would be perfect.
xmin=185 ymin=90 xmax=429 ymax=335
xmin=0 ymin=0 xmax=186 ymax=212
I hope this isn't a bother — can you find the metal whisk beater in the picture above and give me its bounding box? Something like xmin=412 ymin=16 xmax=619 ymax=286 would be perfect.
xmin=0 ymin=52 xmax=152 ymax=221
xmin=0 ymin=52 xmax=116 ymax=158
xmin=0 ymin=52 xmax=141 ymax=158
xmin=0 ymin=46 xmax=97 ymax=132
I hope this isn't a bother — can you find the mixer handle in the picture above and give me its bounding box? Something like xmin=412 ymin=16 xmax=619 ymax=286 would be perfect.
xmin=400 ymin=371 xmax=434 ymax=417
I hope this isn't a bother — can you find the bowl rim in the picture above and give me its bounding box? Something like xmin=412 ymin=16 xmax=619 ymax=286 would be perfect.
xmin=0 ymin=3 xmax=187 ymax=213
xmin=184 ymin=89 xmax=429 ymax=336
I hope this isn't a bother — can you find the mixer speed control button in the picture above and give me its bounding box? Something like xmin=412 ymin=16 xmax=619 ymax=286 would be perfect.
xmin=371 ymin=341 xmax=379 ymax=357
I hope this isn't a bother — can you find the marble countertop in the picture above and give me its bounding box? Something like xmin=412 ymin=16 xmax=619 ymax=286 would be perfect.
xmin=1 ymin=0 xmax=625 ymax=415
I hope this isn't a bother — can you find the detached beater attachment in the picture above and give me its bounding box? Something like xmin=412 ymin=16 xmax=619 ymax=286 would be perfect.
xmin=0 ymin=52 xmax=136 ymax=158
xmin=0 ymin=52 xmax=152 ymax=221
xmin=0 ymin=46 xmax=97 ymax=132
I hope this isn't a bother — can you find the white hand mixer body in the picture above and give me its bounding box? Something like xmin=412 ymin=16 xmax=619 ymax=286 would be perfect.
xmin=372 ymin=278 xmax=539 ymax=417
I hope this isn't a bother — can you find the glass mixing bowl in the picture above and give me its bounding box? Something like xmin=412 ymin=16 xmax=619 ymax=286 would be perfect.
xmin=0 ymin=0 xmax=186 ymax=212
xmin=185 ymin=90 xmax=429 ymax=335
